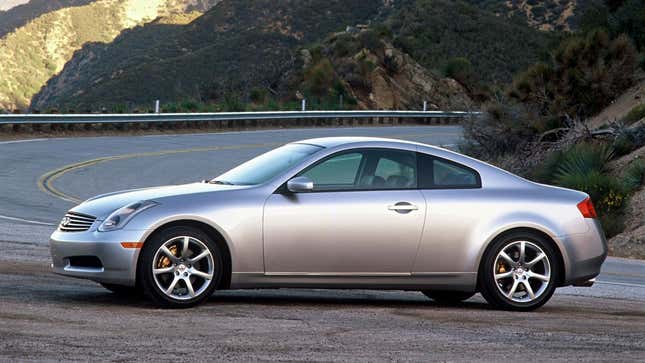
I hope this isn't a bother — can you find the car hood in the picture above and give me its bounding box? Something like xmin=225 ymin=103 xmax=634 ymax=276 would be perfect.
xmin=70 ymin=182 xmax=244 ymax=220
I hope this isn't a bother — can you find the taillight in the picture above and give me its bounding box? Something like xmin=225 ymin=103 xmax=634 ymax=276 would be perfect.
xmin=577 ymin=197 xmax=597 ymax=218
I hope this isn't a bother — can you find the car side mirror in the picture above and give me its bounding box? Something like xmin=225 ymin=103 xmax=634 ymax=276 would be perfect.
xmin=287 ymin=176 xmax=314 ymax=193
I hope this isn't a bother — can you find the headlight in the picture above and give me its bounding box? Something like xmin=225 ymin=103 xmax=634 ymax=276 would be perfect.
xmin=98 ymin=201 xmax=158 ymax=232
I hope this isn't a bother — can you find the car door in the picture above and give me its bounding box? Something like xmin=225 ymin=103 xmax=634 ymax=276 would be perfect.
xmin=263 ymin=148 xmax=426 ymax=274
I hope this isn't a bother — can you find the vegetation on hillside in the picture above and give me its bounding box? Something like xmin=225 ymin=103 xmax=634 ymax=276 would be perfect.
xmin=30 ymin=0 xmax=385 ymax=112
xmin=0 ymin=0 xmax=220 ymax=110
xmin=461 ymin=0 xmax=644 ymax=237
xmin=0 ymin=0 xmax=95 ymax=38
xmin=509 ymin=29 xmax=637 ymax=121
xmin=465 ymin=0 xmax=580 ymax=31
xmin=385 ymin=0 xmax=555 ymax=85
xmin=27 ymin=0 xmax=553 ymax=112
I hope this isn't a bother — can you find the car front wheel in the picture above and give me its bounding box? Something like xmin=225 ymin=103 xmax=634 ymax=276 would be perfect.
xmin=138 ymin=226 xmax=223 ymax=308
xmin=479 ymin=232 xmax=560 ymax=311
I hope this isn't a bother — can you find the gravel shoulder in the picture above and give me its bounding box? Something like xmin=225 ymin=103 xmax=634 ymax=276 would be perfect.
xmin=0 ymin=259 xmax=644 ymax=362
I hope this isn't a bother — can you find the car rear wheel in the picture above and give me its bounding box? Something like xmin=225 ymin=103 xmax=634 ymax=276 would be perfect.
xmin=479 ymin=231 xmax=559 ymax=311
xmin=138 ymin=226 xmax=223 ymax=308
xmin=422 ymin=290 xmax=475 ymax=304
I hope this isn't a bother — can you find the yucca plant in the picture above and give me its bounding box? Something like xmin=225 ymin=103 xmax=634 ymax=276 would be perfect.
xmin=554 ymin=143 xmax=628 ymax=216
xmin=554 ymin=143 xmax=614 ymax=180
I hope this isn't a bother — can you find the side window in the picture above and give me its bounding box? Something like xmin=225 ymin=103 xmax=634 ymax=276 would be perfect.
xmin=370 ymin=151 xmax=417 ymax=189
xmin=301 ymin=152 xmax=364 ymax=191
xmin=418 ymin=153 xmax=480 ymax=189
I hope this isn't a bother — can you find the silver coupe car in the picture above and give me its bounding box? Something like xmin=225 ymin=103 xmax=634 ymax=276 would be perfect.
xmin=50 ymin=137 xmax=607 ymax=310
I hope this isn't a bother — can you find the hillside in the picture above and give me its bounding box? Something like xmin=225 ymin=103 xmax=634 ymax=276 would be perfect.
xmin=288 ymin=30 xmax=473 ymax=111
xmin=31 ymin=0 xmax=552 ymax=111
xmin=0 ymin=0 xmax=220 ymax=110
xmin=31 ymin=0 xmax=388 ymax=111
xmin=387 ymin=0 xmax=556 ymax=84
xmin=0 ymin=0 xmax=96 ymax=38
xmin=465 ymin=0 xmax=583 ymax=31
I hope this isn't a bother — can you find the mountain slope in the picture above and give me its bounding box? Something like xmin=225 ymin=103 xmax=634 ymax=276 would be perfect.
xmin=464 ymin=0 xmax=581 ymax=31
xmin=0 ymin=0 xmax=96 ymax=38
xmin=31 ymin=0 xmax=386 ymax=111
xmin=289 ymin=30 xmax=473 ymax=111
xmin=387 ymin=0 xmax=555 ymax=84
xmin=0 ymin=0 xmax=220 ymax=110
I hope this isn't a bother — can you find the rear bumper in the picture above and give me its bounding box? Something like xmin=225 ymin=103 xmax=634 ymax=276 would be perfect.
xmin=50 ymin=228 xmax=148 ymax=286
xmin=561 ymin=219 xmax=608 ymax=286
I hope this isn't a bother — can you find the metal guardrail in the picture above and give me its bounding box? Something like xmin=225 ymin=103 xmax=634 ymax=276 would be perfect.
xmin=0 ymin=110 xmax=480 ymax=125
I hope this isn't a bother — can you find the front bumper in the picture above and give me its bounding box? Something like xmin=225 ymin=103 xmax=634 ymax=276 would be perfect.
xmin=50 ymin=228 xmax=148 ymax=286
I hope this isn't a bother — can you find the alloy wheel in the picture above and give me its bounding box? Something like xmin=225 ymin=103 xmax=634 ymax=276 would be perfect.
xmin=152 ymin=236 xmax=215 ymax=301
xmin=493 ymin=240 xmax=551 ymax=303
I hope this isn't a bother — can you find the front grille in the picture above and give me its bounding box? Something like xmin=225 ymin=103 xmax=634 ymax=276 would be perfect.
xmin=59 ymin=212 xmax=97 ymax=232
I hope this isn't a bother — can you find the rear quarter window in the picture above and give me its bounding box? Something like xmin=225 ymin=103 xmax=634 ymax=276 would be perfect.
xmin=418 ymin=153 xmax=481 ymax=189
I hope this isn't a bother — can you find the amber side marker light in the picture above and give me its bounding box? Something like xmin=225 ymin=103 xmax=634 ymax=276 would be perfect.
xmin=577 ymin=197 xmax=597 ymax=218
xmin=120 ymin=242 xmax=144 ymax=249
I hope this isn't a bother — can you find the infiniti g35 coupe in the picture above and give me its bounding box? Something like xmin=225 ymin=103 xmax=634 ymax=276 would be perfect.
xmin=50 ymin=137 xmax=607 ymax=310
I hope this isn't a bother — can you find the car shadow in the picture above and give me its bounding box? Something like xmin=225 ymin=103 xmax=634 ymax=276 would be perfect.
xmin=207 ymin=289 xmax=491 ymax=310
xmin=41 ymin=287 xmax=490 ymax=310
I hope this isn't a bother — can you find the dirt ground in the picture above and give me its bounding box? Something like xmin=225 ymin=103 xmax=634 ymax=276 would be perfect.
xmin=0 ymin=260 xmax=643 ymax=362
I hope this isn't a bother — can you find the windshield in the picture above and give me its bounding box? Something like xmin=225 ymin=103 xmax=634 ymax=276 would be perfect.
xmin=211 ymin=143 xmax=323 ymax=185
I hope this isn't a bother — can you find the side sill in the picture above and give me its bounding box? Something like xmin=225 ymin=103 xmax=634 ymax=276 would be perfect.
xmin=230 ymin=272 xmax=476 ymax=292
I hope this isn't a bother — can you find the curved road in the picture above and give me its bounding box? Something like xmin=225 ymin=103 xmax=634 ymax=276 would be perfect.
xmin=0 ymin=126 xmax=643 ymax=361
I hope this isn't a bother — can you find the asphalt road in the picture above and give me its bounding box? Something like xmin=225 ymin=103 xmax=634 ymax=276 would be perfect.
xmin=0 ymin=126 xmax=644 ymax=361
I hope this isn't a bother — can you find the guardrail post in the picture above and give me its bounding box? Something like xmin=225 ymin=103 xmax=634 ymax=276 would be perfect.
xmin=155 ymin=100 xmax=160 ymax=114
xmin=423 ymin=101 xmax=427 ymax=112
xmin=301 ymin=99 xmax=306 ymax=112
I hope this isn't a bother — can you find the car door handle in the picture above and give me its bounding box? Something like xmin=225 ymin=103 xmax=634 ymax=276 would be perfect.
xmin=388 ymin=202 xmax=418 ymax=213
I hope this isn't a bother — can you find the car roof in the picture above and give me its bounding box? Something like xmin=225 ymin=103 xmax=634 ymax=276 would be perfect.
xmin=294 ymin=137 xmax=425 ymax=149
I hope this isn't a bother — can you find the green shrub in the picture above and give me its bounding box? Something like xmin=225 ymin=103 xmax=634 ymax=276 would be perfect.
xmin=304 ymin=59 xmax=336 ymax=97
xmin=622 ymin=159 xmax=645 ymax=192
xmin=333 ymin=34 xmax=359 ymax=58
xmin=599 ymin=213 xmax=625 ymax=238
xmin=613 ymin=124 xmax=645 ymax=156
xmin=461 ymin=100 xmax=541 ymax=158
xmin=442 ymin=57 xmax=473 ymax=86
xmin=180 ymin=100 xmax=199 ymax=112
xmin=161 ymin=102 xmax=180 ymax=113
xmin=510 ymin=29 xmax=638 ymax=120
xmin=249 ymin=87 xmax=267 ymax=103
xmin=556 ymin=170 xmax=627 ymax=215
xmin=383 ymin=53 xmax=400 ymax=74
xmin=531 ymin=149 xmax=565 ymax=183
xmin=358 ymin=30 xmax=383 ymax=52
xmin=623 ymin=104 xmax=645 ymax=124
xmin=222 ymin=94 xmax=244 ymax=112
xmin=613 ymin=133 xmax=638 ymax=156
xmin=111 ymin=103 xmax=127 ymax=114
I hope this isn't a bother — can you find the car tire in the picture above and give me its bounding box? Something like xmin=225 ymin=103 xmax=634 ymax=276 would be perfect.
xmin=479 ymin=231 xmax=560 ymax=311
xmin=421 ymin=290 xmax=475 ymax=304
xmin=138 ymin=226 xmax=223 ymax=308
xmin=100 ymin=283 xmax=140 ymax=296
